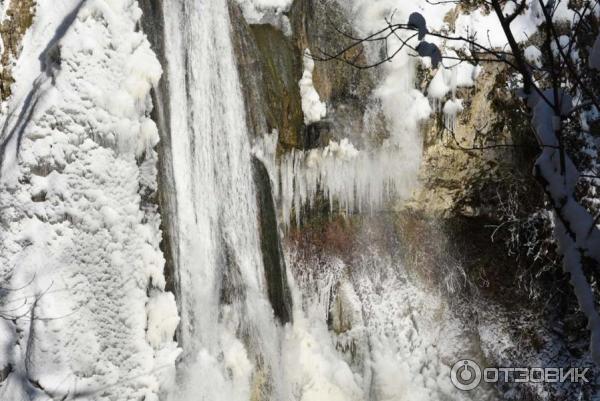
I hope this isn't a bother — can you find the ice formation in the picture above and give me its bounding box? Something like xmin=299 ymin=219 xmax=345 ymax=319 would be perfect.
xmin=299 ymin=49 xmax=327 ymax=125
xmin=252 ymin=130 xmax=423 ymax=228
xmin=257 ymin=1 xmax=487 ymax=227
xmin=235 ymin=0 xmax=293 ymax=35
xmin=443 ymin=98 xmax=464 ymax=130
xmin=255 ymin=1 xmax=448 ymax=227
xmin=0 ymin=1 xmax=179 ymax=400
xmin=427 ymin=59 xmax=479 ymax=113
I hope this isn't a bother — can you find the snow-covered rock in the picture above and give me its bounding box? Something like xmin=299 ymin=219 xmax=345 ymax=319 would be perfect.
xmin=0 ymin=1 xmax=179 ymax=400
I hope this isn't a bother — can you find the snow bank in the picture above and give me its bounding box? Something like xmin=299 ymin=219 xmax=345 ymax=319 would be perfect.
xmin=0 ymin=1 xmax=179 ymax=400
xmin=282 ymin=254 xmax=363 ymax=401
xmin=147 ymin=292 xmax=180 ymax=349
xmin=282 ymin=310 xmax=363 ymax=401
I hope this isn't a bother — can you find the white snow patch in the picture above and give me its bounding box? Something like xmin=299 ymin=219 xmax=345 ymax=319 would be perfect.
xmin=443 ymin=98 xmax=464 ymax=129
xmin=146 ymin=292 xmax=180 ymax=349
xmin=0 ymin=0 xmax=11 ymax=23
xmin=454 ymin=1 xmax=574 ymax=50
xmin=299 ymin=49 xmax=327 ymax=125
xmin=235 ymin=0 xmax=292 ymax=35
xmin=525 ymin=45 xmax=543 ymax=68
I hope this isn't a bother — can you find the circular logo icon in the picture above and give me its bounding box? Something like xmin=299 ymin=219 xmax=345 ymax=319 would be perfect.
xmin=450 ymin=359 xmax=482 ymax=391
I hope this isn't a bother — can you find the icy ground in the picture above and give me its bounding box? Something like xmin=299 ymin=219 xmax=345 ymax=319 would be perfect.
xmin=0 ymin=1 xmax=179 ymax=400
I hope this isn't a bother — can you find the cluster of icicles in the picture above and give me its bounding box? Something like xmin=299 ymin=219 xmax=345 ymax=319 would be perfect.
xmin=253 ymin=131 xmax=415 ymax=227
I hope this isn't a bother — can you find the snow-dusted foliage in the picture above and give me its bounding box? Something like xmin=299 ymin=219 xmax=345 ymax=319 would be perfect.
xmin=0 ymin=1 xmax=179 ymax=400
xmin=450 ymin=0 xmax=576 ymax=50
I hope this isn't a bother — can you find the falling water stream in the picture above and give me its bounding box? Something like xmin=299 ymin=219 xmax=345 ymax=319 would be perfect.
xmin=161 ymin=0 xmax=284 ymax=399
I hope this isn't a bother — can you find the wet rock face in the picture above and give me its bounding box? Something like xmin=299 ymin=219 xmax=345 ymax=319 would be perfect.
xmin=253 ymin=157 xmax=293 ymax=324
xmin=228 ymin=3 xmax=277 ymax=144
xmin=290 ymin=0 xmax=373 ymax=106
xmin=0 ymin=0 xmax=35 ymax=100
xmin=247 ymin=23 xmax=304 ymax=148
xmin=138 ymin=0 xmax=179 ymax=298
